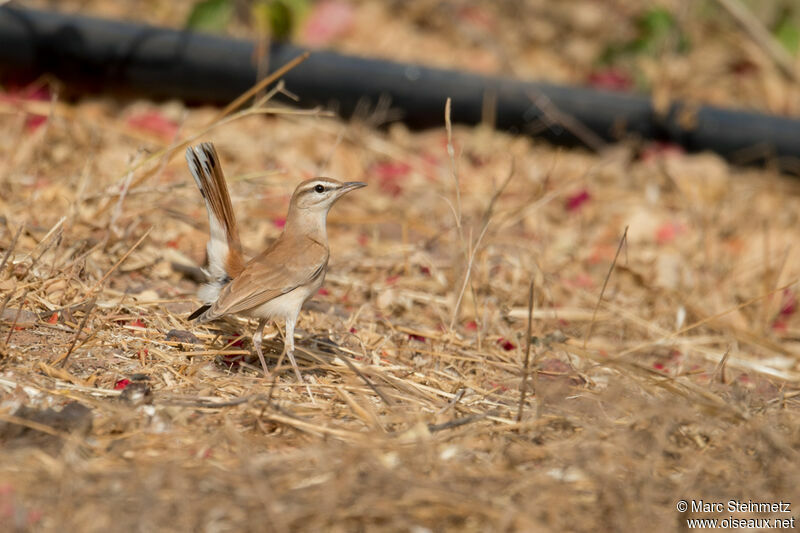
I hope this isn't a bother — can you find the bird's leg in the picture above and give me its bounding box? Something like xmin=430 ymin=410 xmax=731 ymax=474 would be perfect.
xmin=252 ymin=318 xmax=270 ymax=377
xmin=284 ymin=317 xmax=315 ymax=403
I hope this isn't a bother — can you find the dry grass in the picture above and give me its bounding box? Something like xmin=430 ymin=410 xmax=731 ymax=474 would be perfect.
xmin=2 ymin=1 xmax=800 ymax=531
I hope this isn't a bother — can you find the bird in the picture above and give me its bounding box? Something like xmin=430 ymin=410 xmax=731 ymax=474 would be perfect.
xmin=184 ymin=142 xmax=366 ymax=390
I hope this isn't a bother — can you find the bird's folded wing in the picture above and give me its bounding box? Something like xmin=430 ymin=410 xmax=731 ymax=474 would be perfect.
xmin=208 ymin=236 xmax=328 ymax=317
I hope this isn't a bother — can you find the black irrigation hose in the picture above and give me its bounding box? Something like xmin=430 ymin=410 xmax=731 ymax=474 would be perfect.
xmin=0 ymin=5 xmax=799 ymax=171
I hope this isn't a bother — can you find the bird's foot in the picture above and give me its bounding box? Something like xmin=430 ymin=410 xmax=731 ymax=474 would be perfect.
xmin=253 ymin=343 xmax=270 ymax=378
xmin=287 ymin=349 xmax=316 ymax=404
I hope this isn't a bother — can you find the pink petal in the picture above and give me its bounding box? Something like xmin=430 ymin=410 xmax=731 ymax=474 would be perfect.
xmin=456 ymin=6 xmax=495 ymax=31
xmin=565 ymin=189 xmax=591 ymax=212
xmin=303 ymin=0 xmax=354 ymax=46
xmin=25 ymin=115 xmax=48 ymax=132
xmin=587 ymin=69 xmax=633 ymax=92
xmin=655 ymin=221 xmax=686 ymax=245
xmin=640 ymin=141 xmax=684 ymax=162
xmin=498 ymin=338 xmax=516 ymax=351
xmin=372 ymin=161 xmax=411 ymax=197
xmin=780 ymin=289 xmax=796 ymax=317
xmin=126 ymin=111 xmax=179 ymax=140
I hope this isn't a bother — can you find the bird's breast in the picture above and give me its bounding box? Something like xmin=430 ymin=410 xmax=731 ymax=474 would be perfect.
xmin=248 ymin=273 xmax=325 ymax=321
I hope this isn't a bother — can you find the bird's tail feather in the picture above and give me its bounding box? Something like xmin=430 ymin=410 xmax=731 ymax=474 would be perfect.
xmin=185 ymin=143 xmax=245 ymax=288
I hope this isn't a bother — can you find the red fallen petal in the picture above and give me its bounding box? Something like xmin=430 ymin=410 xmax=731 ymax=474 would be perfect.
xmin=317 ymin=288 xmax=330 ymax=296
xmin=772 ymin=319 xmax=787 ymax=332
xmin=47 ymin=312 xmax=58 ymax=324
xmin=166 ymin=239 xmax=179 ymax=248
xmin=25 ymin=114 xmax=47 ymax=132
xmin=130 ymin=319 xmax=146 ymax=329
xmin=373 ymin=161 xmax=410 ymax=197
xmin=780 ymin=289 xmax=796 ymax=317
xmin=357 ymin=234 xmax=369 ymax=246
xmin=419 ymin=265 xmax=431 ymax=276
xmin=273 ymin=217 xmax=286 ymax=229
xmin=653 ymin=362 xmax=665 ymax=371
xmin=408 ymin=334 xmax=426 ymax=342
xmin=457 ymin=5 xmax=495 ymax=30
xmin=655 ymin=221 xmax=685 ymax=245
xmin=0 ymin=84 xmax=51 ymax=103
xmin=227 ymin=335 xmax=245 ymax=348
xmin=640 ymin=141 xmax=684 ymax=162
xmin=126 ymin=111 xmax=178 ymax=140
xmin=465 ymin=320 xmax=478 ymax=331
xmin=488 ymin=381 xmax=509 ymax=392
xmin=379 ymin=181 xmax=403 ymax=196
xmin=303 ymin=0 xmax=355 ymax=46
xmin=738 ymin=373 xmax=751 ymax=383
xmin=23 ymin=86 xmax=51 ymax=101
xmin=26 ymin=509 xmax=43 ymax=525
xmin=349 ymin=327 xmax=357 ymax=333
xmin=114 ymin=379 xmax=131 ymax=390
xmin=587 ymin=68 xmax=633 ymax=92
xmin=374 ymin=161 xmax=411 ymax=180
xmin=498 ymin=338 xmax=515 ymax=351
xmin=385 ymin=275 xmax=400 ymax=285
xmin=568 ymin=273 xmax=594 ymax=289
xmin=565 ymin=189 xmax=591 ymax=212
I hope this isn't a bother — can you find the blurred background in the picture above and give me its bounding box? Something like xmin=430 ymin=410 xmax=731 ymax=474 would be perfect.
xmin=26 ymin=0 xmax=800 ymax=116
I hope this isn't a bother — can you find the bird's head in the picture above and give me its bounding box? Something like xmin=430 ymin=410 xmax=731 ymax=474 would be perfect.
xmin=290 ymin=177 xmax=367 ymax=212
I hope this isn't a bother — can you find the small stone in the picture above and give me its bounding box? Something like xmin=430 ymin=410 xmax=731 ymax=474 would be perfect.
xmin=165 ymin=329 xmax=202 ymax=345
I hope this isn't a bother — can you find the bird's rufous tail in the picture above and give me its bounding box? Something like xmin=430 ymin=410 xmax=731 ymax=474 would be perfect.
xmin=185 ymin=142 xmax=245 ymax=314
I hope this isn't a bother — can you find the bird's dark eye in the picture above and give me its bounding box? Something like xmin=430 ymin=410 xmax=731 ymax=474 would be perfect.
xmin=314 ymin=184 xmax=325 ymax=193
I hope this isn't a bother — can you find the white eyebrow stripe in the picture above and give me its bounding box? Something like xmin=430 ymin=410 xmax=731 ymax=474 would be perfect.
xmin=299 ymin=180 xmax=340 ymax=194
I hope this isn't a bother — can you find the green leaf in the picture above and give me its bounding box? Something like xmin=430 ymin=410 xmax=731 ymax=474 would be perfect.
xmin=269 ymin=1 xmax=294 ymax=40
xmin=186 ymin=0 xmax=233 ymax=34
xmin=632 ymin=8 xmax=677 ymax=54
xmin=252 ymin=0 xmax=310 ymax=40
xmin=774 ymin=15 xmax=800 ymax=55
